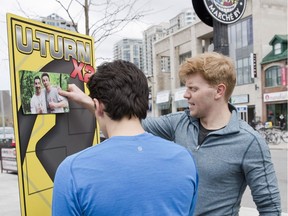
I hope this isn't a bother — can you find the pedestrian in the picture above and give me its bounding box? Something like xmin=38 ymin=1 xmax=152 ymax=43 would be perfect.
xmin=278 ymin=114 xmax=286 ymax=130
xmin=249 ymin=119 xmax=256 ymax=130
xmin=59 ymin=52 xmax=281 ymax=215
xmin=53 ymin=60 xmax=198 ymax=216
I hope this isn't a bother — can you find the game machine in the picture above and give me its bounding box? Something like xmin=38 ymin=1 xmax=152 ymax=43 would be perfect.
xmin=7 ymin=13 xmax=100 ymax=216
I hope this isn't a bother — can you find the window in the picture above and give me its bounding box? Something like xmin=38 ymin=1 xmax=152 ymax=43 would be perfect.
xmin=236 ymin=22 xmax=242 ymax=49
xmin=228 ymin=16 xmax=253 ymax=86
xmin=236 ymin=57 xmax=252 ymax=85
xmin=242 ymin=21 xmax=248 ymax=47
xmin=160 ymin=56 xmax=170 ymax=72
xmin=265 ymin=66 xmax=282 ymax=87
xmin=237 ymin=59 xmax=244 ymax=85
xmin=179 ymin=52 xmax=191 ymax=65
xmin=230 ymin=17 xmax=253 ymax=49
xmin=274 ymin=43 xmax=281 ymax=55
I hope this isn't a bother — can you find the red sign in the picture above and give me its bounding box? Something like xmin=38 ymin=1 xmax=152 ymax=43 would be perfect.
xmin=281 ymin=67 xmax=287 ymax=86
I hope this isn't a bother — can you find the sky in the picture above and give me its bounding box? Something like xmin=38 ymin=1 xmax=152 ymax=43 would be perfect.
xmin=0 ymin=0 xmax=192 ymax=91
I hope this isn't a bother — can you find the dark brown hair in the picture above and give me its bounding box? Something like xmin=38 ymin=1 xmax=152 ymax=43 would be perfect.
xmin=87 ymin=60 xmax=149 ymax=120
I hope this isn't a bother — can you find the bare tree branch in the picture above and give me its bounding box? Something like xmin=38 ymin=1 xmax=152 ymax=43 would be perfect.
xmin=16 ymin=0 xmax=31 ymax=18
xmin=54 ymin=0 xmax=148 ymax=47
xmin=55 ymin=0 xmax=79 ymax=32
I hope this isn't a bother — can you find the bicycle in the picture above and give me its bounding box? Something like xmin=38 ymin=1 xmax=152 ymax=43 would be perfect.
xmin=257 ymin=127 xmax=281 ymax=145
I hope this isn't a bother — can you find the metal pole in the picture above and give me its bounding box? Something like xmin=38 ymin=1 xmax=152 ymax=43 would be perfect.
xmin=213 ymin=19 xmax=229 ymax=56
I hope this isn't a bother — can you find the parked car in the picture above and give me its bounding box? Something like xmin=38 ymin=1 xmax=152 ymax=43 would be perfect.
xmin=0 ymin=127 xmax=15 ymax=160
xmin=0 ymin=127 xmax=15 ymax=144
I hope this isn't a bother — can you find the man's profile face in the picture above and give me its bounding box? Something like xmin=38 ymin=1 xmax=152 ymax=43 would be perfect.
xmin=183 ymin=73 xmax=217 ymax=118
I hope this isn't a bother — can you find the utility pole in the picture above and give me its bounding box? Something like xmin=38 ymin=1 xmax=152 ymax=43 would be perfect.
xmin=213 ymin=20 xmax=229 ymax=56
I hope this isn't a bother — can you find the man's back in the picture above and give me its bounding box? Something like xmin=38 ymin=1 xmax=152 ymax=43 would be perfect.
xmin=52 ymin=132 xmax=198 ymax=216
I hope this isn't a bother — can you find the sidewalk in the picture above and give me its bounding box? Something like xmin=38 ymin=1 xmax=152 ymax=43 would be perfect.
xmin=268 ymin=140 xmax=287 ymax=150
xmin=240 ymin=207 xmax=288 ymax=216
xmin=0 ymin=171 xmax=20 ymax=216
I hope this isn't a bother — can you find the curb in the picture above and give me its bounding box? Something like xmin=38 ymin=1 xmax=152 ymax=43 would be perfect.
xmin=268 ymin=143 xmax=287 ymax=150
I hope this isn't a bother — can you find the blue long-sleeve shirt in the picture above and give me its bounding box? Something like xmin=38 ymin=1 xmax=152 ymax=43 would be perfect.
xmin=142 ymin=105 xmax=281 ymax=216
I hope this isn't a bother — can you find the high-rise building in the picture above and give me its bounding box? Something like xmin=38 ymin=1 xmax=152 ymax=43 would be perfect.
xmin=168 ymin=8 xmax=197 ymax=34
xmin=113 ymin=38 xmax=143 ymax=70
xmin=143 ymin=23 xmax=169 ymax=76
xmin=40 ymin=13 xmax=77 ymax=32
xmin=142 ymin=8 xmax=197 ymax=78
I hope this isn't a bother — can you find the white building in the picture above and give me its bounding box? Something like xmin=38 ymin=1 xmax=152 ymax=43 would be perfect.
xmin=143 ymin=8 xmax=197 ymax=78
xmin=143 ymin=23 xmax=169 ymax=76
xmin=40 ymin=13 xmax=77 ymax=32
xmin=113 ymin=38 xmax=143 ymax=70
xmin=168 ymin=8 xmax=197 ymax=34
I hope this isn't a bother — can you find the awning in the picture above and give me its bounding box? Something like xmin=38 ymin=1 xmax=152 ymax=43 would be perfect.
xmin=156 ymin=91 xmax=170 ymax=104
xmin=174 ymin=88 xmax=188 ymax=108
xmin=156 ymin=91 xmax=170 ymax=110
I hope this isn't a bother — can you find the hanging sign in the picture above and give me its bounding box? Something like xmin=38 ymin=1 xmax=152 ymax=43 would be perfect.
xmin=203 ymin=0 xmax=247 ymax=24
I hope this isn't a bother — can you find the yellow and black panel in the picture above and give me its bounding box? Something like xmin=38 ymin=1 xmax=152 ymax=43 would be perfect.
xmin=6 ymin=13 xmax=99 ymax=216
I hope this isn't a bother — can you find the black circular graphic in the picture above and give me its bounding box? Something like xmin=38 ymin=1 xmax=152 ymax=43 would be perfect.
xmin=203 ymin=0 xmax=247 ymax=24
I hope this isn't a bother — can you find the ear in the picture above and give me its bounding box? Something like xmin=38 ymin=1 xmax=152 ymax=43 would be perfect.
xmin=93 ymin=98 xmax=104 ymax=117
xmin=215 ymin=83 xmax=226 ymax=100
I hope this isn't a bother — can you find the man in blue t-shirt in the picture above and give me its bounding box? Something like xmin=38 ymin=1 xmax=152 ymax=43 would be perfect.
xmin=52 ymin=60 xmax=198 ymax=216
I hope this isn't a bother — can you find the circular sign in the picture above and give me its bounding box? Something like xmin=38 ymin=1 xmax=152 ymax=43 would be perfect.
xmin=203 ymin=0 xmax=247 ymax=24
xmin=191 ymin=0 xmax=213 ymax=27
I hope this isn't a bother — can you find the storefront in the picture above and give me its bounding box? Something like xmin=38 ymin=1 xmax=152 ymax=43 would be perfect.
xmin=263 ymin=91 xmax=288 ymax=127
xmin=261 ymin=34 xmax=288 ymax=127
xmin=230 ymin=94 xmax=255 ymax=124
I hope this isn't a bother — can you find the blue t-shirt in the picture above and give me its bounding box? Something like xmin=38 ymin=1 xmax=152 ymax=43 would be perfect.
xmin=52 ymin=132 xmax=198 ymax=216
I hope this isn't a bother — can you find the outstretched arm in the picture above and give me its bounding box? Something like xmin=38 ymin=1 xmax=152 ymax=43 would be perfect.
xmin=243 ymin=137 xmax=281 ymax=214
xmin=58 ymin=84 xmax=95 ymax=114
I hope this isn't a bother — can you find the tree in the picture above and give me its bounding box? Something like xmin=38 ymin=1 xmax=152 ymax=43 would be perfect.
xmin=55 ymin=0 xmax=147 ymax=47
xmin=16 ymin=0 xmax=148 ymax=61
